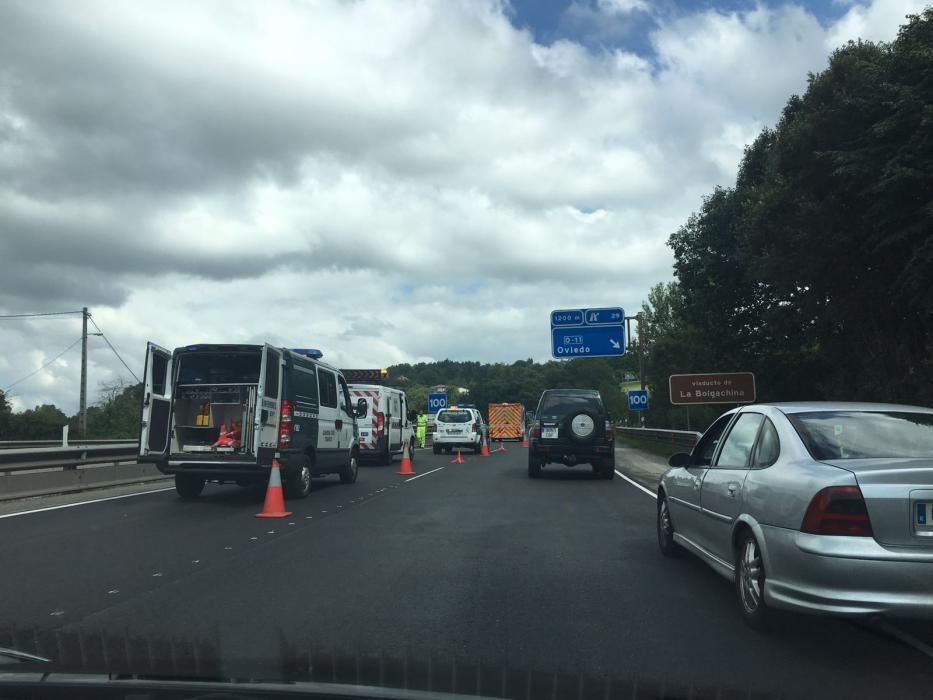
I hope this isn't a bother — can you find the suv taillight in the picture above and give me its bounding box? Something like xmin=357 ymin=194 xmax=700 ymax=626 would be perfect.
xmin=531 ymin=423 xmax=540 ymax=439
xmin=604 ymin=420 xmax=613 ymax=441
xmin=801 ymin=486 xmax=873 ymax=537
xmin=278 ymin=400 xmax=293 ymax=448
xmin=472 ymin=421 xmax=479 ymax=433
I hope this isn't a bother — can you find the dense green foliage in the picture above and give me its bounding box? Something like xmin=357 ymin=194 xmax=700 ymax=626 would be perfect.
xmin=640 ymin=10 xmax=933 ymax=431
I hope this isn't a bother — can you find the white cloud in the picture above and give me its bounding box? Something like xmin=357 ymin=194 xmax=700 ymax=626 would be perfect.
xmin=0 ymin=0 xmax=920 ymax=415
xmin=826 ymin=0 xmax=928 ymax=48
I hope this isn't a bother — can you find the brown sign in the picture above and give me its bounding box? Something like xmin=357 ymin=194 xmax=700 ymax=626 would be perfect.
xmin=669 ymin=372 xmax=756 ymax=405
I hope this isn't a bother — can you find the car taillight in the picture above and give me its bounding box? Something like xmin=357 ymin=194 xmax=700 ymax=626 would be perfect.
xmin=278 ymin=400 xmax=293 ymax=448
xmin=801 ymin=486 xmax=873 ymax=537
xmin=604 ymin=420 xmax=613 ymax=441
xmin=374 ymin=411 xmax=384 ymax=436
xmin=472 ymin=422 xmax=478 ymax=433
xmin=531 ymin=423 xmax=540 ymax=439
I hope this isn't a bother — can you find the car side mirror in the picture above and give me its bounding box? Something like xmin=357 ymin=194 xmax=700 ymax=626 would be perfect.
xmin=355 ymin=398 xmax=368 ymax=419
xmin=668 ymin=452 xmax=692 ymax=468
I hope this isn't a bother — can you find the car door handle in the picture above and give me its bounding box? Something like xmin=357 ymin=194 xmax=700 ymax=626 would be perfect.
xmin=727 ymin=481 xmax=741 ymax=496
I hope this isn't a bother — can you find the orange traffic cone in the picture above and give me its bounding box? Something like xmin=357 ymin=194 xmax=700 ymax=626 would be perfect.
xmin=521 ymin=434 xmax=529 ymax=448
xmin=480 ymin=434 xmax=490 ymax=457
xmin=397 ymin=440 xmax=415 ymax=476
xmin=256 ymin=459 xmax=292 ymax=518
xmin=451 ymin=449 xmax=465 ymax=464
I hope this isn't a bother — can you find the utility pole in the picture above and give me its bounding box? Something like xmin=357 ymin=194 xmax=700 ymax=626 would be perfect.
xmin=637 ymin=313 xmax=645 ymax=427
xmin=79 ymin=307 xmax=88 ymax=438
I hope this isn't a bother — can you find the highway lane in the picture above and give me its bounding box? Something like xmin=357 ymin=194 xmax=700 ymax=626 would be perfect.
xmin=1 ymin=445 xmax=931 ymax=699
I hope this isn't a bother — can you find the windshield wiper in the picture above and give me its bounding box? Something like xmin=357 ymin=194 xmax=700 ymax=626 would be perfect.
xmin=0 ymin=647 xmax=51 ymax=665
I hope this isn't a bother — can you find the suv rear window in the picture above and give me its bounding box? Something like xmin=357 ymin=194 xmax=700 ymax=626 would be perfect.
xmin=177 ymin=353 xmax=261 ymax=385
xmin=538 ymin=393 xmax=603 ymax=419
xmin=437 ymin=410 xmax=472 ymax=423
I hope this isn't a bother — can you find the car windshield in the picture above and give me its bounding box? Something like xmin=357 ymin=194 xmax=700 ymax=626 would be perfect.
xmin=437 ymin=410 xmax=472 ymax=423
xmin=789 ymin=411 xmax=933 ymax=460
xmin=176 ymin=353 xmax=261 ymax=385
xmin=538 ymin=394 xmax=603 ymax=418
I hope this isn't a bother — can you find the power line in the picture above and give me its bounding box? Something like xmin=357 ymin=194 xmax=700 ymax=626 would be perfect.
xmin=1 ymin=337 xmax=83 ymax=392
xmin=89 ymin=317 xmax=141 ymax=384
xmin=0 ymin=310 xmax=84 ymax=320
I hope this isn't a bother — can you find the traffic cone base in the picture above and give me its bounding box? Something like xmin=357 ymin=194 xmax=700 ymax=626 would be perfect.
xmin=495 ymin=440 xmax=507 ymax=453
xmin=398 ymin=440 xmax=416 ymax=476
xmin=256 ymin=459 xmax=292 ymax=518
xmin=451 ymin=449 xmax=465 ymax=464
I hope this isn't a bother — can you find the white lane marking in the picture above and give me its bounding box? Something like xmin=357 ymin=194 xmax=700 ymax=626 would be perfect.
xmin=615 ymin=470 xmax=657 ymax=499
xmin=0 ymin=487 xmax=175 ymax=519
xmin=405 ymin=467 xmax=444 ymax=482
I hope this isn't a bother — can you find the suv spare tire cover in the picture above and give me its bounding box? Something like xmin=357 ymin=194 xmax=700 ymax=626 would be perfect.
xmin=566 ymin=411 xmax=599 ymax=443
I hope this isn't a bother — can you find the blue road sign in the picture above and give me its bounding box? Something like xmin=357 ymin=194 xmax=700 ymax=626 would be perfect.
xmin=550 ymin=307 xmax=625 ymax=359
xmin=550 ymin=309 xmax=585 ymax=327
xmin=551 ymin=325 xmax=625 ymax=358
xmin=428 ymin=393 xmax=448 ymax=412
xmin=628 ymin=390 xmax=649 ymax=411
xmin=583 ymin=307 xmax=624 ymax=326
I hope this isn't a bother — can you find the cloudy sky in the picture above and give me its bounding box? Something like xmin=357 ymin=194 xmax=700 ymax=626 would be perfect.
xmin=0 ymin=0 xmax=926 ymax=414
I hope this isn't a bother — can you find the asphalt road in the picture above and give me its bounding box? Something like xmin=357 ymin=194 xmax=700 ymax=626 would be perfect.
xmin=1 ymin=445 xmax=931 ymax=699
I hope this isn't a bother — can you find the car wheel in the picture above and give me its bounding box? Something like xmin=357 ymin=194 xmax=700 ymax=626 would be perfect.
xmin=285 ymin=461 xmax=313 ymax=499
xmin=602 ymin=460 xmax=615 ymax=479
xmin=528 ymin=457 xmax=542 ymax=478
xmin=175 ymin=474 xmax=205 ymax=499
xmin=735 ymin=531 xmax=771 ymax=630
xmin=657 ymin=495 xmax=682 ymax=557
xmin=339 ymin=451 xmax=359 ymax=484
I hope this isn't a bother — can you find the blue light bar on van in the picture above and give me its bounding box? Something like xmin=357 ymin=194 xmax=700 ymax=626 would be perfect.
xmin=292 ymin=348 xmax=323 ymax=359
xmin=186 ymin=346 xmax=198 ymax=351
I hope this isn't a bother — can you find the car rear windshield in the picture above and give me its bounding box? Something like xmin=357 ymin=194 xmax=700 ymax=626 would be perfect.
xmin=538 ymin=393 xmax=603 ymax=418
xmin=177 ymin=353 xmax=261 ymax=385
xmin=437 ymin=410 xmax=472 ymax=423
xmin=788 ymin=411 xmax=933 ymax=460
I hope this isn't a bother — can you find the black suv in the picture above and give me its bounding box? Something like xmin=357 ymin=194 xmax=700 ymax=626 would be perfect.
xmin=528 ymin=389 xmax=615 ymax=479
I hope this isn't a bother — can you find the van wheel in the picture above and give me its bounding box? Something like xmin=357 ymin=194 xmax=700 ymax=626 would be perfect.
xmin=175 ymin=474 xmax=205 ymax=499
xmin=285 ymin=461 xmax=313 ymax=499
xmin=340 ymin=451 xmax=359 ymax=484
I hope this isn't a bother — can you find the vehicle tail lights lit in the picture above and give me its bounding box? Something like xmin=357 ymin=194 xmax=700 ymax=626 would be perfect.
xmin=278 ymin=400 xmax=293 ymax=448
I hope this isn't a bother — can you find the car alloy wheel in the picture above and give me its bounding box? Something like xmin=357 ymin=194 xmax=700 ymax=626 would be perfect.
xmin=738 ymin=536 xmax=763 ymax=614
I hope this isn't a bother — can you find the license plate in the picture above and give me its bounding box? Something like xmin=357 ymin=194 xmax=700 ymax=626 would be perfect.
xmin=918 ymin=502 xmax=930 ymax=526
xmin=449 ymin=429 xmax=462 ymax=434
xmin=542 ymin=427 xmax=558 ymax=439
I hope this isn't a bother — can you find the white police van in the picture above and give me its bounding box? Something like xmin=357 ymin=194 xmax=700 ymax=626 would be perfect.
xmin=138 ymin=343 xmax=367 ymax=499
xmin=432 ymin=406 xmax=486 ymax=454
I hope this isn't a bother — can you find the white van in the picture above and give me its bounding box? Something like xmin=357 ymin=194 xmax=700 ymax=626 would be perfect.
xmin=348 ymin=384 xmax=417 ymax=464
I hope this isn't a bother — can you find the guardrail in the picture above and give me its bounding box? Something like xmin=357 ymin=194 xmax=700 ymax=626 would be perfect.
xmin=615 ymin=426 xmax=701 ymax=448
xmin=0 ymin=444 xmax=139 ymax=473
xmin=0 ymin=439 xmax=136 ymax=449
xmin=0 ymin=442 xmax=168 ymax=502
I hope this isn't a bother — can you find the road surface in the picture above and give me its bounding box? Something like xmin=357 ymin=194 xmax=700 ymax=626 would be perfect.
xmin=1 ymin=445 xmax=930 ymax=699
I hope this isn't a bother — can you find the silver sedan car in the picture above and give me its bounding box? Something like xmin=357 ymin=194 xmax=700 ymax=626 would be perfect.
xmin=657 ymin=402 xmax=933 ymax=628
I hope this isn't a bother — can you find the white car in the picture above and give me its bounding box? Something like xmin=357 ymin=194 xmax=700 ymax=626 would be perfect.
xmin=432 ymin=408 xmax=485 ymax=454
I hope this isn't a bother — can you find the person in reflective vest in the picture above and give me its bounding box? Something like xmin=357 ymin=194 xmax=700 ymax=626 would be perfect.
xmin=416 ymin=411 xmax=428 ymax=448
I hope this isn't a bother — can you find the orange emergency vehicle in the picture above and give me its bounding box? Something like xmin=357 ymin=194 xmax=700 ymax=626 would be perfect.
xmin=487 ymin=403 xmax=525 ymax=441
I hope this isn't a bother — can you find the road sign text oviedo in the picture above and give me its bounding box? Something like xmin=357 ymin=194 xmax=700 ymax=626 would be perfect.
xmin=668 ymin=372 xmax=756 ymax=405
